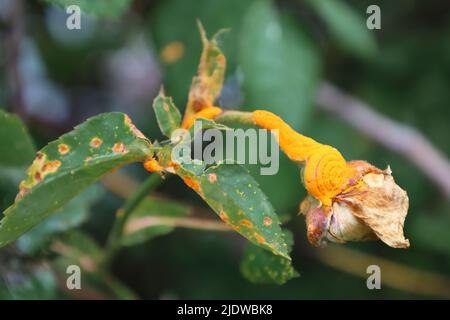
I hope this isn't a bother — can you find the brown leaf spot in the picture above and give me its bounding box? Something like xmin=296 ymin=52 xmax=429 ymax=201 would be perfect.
xmin=263 ymin=217 xmax=273 ymax=226
xmin=219 ymin=211 xmax=229 ymax=223
xmin=254 ymin=233 xmax=267 ymax=245
xmin=34 ymin=172 xmax=42 ymax=182
xmin=240 ymin=219 xmax=253 ymax=228
xmin=112 ymin=142 xmax=126 ymax=154
xmin=207 ymin=173 xmax=217 ymax=183
xmin=58 ymin=143 xmax=70 ymax=155
xmin=90 ymin=137 xmax=103 ymax=148
xmin=42 ymin=160 xmax=61 ymax=174
xmin=124 ymin=114 xmax=147 ymax=140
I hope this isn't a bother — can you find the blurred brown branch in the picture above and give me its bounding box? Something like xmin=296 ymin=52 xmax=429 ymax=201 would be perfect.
xmin=4 ymin=0 xmax=26 ymax=119
xmin=317 ymin=81 xmax=450 ymax=199
xmin=316 ymin=245 xmax=450 ymax=299
xmin=101 ymin=170 xmax=229 ymax=229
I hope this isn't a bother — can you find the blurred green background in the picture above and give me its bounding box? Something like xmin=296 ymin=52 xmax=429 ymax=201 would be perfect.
xmin=0 ymin=0 xmax=449 ymax=299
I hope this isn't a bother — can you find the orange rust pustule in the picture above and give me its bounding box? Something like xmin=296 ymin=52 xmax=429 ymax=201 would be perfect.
xmin=90 ymin=137 xmax=103 ymax=148
xmin=143 ymin=158 xmax=164 ymax=173
xmin=112 ymin=143 xmax=126 ymax=154
xmin=182 ymin=176 xmax=202 ymax=194
xmin=58 ymin=144 xmax=70 ymax=155
xmin=240 ymin=219 xmax=253 ymax=227
xmin=254 ymin=233 xmax=267 ymax=245
xmin=181 ymin=106 xmax=222 ymax=129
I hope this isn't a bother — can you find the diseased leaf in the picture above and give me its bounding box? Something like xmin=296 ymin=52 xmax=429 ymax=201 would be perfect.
xmin=121 ymin=197 xmax=190 ymax=246
xmin=43 ymin=0 xmax=132 ymax=18
xmin=183 ymin=22 xmax=226 ymax=120
xmin=240 ymin=230 xmax=298 ymax=284
xmin=178 ymin=164 xmax=290 ymax=259
xmin=305 ymin=0 xmax=377 ymax=59
xmin=153 ymin=93 xmax=182 ymax=138
xmin=0 ymin=112 xmax=152 ymax=248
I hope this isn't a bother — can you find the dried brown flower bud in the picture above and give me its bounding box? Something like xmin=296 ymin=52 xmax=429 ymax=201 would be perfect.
xmin=300 ymin=163 xmax=410 ymax=249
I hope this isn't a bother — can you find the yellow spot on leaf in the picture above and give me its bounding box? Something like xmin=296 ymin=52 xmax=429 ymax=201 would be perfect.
xmin=254 ymin=233 xmax=267 ymax=245
xmin=16 ymin=153 xmax=61 ymax=200
xmin=160 ymin=41 xmax=185 ymax=64
xmin=112 ymin=142 xmax=126 ymax=154
xmin=58 ymin=143 xmax=70 ymax=155
xmin=263 ymin=217 xmax=273 ymax=226
xmin=240 ymin=219 xmax=253 ymax=228
xmin=124 ymin=114 xmax=147 ymax=140
xmin=207 ymin=173 xmax=217 ymax=183
xmin=90 ymin=137 xmax=103 ymax=148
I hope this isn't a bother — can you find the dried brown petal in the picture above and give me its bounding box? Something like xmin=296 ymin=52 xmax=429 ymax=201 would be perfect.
xmin=336 ymin=172 xmax=409 ymax=248
xmin=301 ymin=165 xmax=409 ymax=249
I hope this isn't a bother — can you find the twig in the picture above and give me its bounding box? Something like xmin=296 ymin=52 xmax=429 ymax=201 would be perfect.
xmin=125 ymin=216 xmax=232 ymax=234
xmin=103 ymin=174 xmax=162 ymax=265
xmin=4 ymin=0 xmax=27 ymax=118
xmin=317 ymin=81 xmax=450 ymax=199
xmin=316 ymin=245 xmax=450 ymax=299
xmin=101 ymin=170 xmax=140 ymax=199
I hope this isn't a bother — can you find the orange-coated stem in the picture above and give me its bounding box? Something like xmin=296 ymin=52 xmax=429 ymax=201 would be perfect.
xmin=181 ymin=106 xmax=223 ymax=129
xmin=252 ymin=110 xmax=356 ymax=207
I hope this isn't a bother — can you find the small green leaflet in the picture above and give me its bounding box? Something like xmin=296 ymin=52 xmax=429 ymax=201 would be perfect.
xmin=153 ymin=93 xmax=182 ymax=138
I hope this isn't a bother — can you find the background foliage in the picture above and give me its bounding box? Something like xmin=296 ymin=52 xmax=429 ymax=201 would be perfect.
xmin=0 ymin=0 xmax=449 ymax=299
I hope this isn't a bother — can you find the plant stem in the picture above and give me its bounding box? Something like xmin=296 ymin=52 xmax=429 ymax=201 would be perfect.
xmin=215 ymin=110 xmax=254 ymax=126
xmin=103 ymin=174 xmax=162 ymax=266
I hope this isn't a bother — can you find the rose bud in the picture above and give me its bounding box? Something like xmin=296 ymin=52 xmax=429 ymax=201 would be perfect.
xmin=300 ymin=161 xmax=409 ymax=249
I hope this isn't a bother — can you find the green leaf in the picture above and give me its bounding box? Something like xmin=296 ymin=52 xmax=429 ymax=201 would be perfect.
xmin=0 ymin=110 xmax=35 ymax=211
xmin=0 ymin=112 xmax=152 ymax=248
xmin=0 ymin=110 xmax=35 ymax=167
xmin=0 ymin=269 xmax=57 ymax=300
xmin=240 ymin=230 xmax=298 ymax=285
xmin=16 ymin=186 xmax=102 ymax=254
xmin=178 ymin=164 xmax=290 ymax=259
xmin=121 ymin=197 xmax=190 ymax=246
xmin=240 ymin=0 xmax=321 ymax=128
xmin=153 ymin=93 xmax=182 ymax=138
xmin=43 ymin=0 xmax=132 ymax=18
xmin=305 ymin=0 xmax=377 ymax=59
xmin=51 ymin=231 xmax=136 ymax=299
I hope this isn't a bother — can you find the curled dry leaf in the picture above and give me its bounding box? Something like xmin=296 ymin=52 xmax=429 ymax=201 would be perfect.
xmin=301 ymin=163 xmax=410 ymax=249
